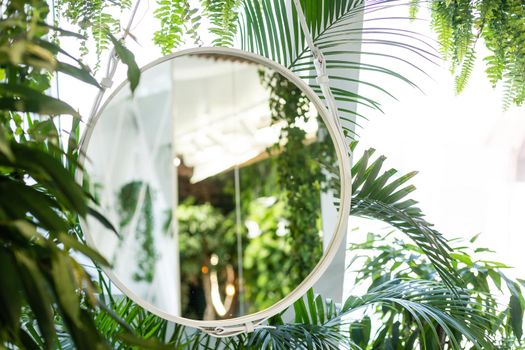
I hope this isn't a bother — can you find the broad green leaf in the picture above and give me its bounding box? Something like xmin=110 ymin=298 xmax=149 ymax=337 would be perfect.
xmin=15 ymin=251 xmax=57 ymax=350
xmin=510 ymin=295 xmax=524 ymax=340
xmin=0 ymin=125 xmax=14 ymax=161
xmin=57 ymin=62 xmax=100 ymax=88
xmin=0 ymin=84 xmax=79 ymax=117
xmin=51 ymin=252 xmax=81 ymax=327
xmin=0 ymin=179 xmax=68 ymax=232
xmin=58 ymin=232 xmax=110 ymax=266
xmin=37 ymin=22 xmax=86 ymax=39
xmin=1 ymin=142 xmax=88 ymax=216
xmin=0 ymin=248 xmax=22 ymax=331
xmin=88 ymin=206 xmax=119 ymax=237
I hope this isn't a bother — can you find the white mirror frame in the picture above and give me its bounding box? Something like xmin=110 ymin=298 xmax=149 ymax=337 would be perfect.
xmin=77 ymin=47 xmax=351 ymax=337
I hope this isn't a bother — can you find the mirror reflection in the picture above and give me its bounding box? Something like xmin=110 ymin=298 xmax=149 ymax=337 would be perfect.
xmin=84 ymin=52 xmax=340 ymax=321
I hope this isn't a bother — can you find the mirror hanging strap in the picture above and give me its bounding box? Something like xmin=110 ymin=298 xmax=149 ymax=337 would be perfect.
xmin=87 ymin=0 xmax=142 ymax=122
xmin=292 ymin=0 xmax=342 ymax=132
xmin=204 ymin=320 xmax=276 ymax=338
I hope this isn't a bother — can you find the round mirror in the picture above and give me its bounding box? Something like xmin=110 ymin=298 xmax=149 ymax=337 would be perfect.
xmin=79 ymin=48 xmax=350 ymax=331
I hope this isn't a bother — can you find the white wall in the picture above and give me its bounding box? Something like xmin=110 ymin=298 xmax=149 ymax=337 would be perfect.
xmin=345 ymin=5 xmax=525 ymax=297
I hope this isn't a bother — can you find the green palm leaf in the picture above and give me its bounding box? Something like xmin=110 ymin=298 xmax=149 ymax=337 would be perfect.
xmin=338 ymin=280 xmax=496 ymax=349
xmin=228 ymin=281 xmax=496 ymax=349
xmin=348 ymin=145 xmax=460 ymax=289
xmin=239 ymin=0 xmax=439 ymax=139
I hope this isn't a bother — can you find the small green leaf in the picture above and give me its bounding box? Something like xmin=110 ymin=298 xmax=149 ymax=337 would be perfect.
xmin=510 ymin=295 xmax=524 ymax=340
xmin=450 ymin=252 xmax=474 ymax=267
xmin=109 ymin=34 xmax=140 ymax=93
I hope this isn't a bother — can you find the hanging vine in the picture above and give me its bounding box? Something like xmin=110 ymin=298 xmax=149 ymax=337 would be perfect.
xmin=117 ymin=181 xmax=157 ymax=283
xmin=153 ymin=0 xmax=202 ymax=54
xmin=411 ymin=0 xmax=525 ymax=109
xmin=259 ymin=69 xmax=337 ymax=285
xmin=201 ymin=0 xmax=242 ymax=47
xmin=57 ymin=0 xmax=131 ymax=70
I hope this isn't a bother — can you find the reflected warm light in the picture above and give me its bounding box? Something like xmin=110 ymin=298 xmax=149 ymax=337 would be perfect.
xmin=201 ymin=265 xmax=209 ymax=274
xmin=210 ymin=254 xmax=219 ymax=266
xmin=225 ymin=283 xmax=236 ymax=296
xmin=210 ymin=270 xmax=227 ymax=316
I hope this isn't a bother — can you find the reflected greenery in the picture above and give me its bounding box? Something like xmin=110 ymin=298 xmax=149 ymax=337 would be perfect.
xmin=169 ymin=69 xmax=338 ymax=320
xmin=117 ymin=181 xmax=157 ymax=283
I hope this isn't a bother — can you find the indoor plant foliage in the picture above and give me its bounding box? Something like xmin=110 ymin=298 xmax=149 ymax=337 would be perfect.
xmin=0 ymin=0 xmax=117 ymax=348
xmin=2 ymin=0 xmax=525 ymax=350
xmin=0 ymin=0 xmax=149 ymax=348
xmin=409 ymin=0 xmax=525 ymax=109
xmin=349 ymin=232 xmax=525 ymax=349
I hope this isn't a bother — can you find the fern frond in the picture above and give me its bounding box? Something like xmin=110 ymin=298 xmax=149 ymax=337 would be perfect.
xmin=409 ymin=0 xmax=420 ymax=20
xmin=430 ymin=1 xmax=453 ymax=60
xmin=427 ymin=0 xmax=525 ymax=108
xmin=58 ymin=0 xmax=131 ymax=69
xmin=201 ymin=0 xmax=241 ymax=47
xmin=153 ymin=0 xmax=202 ymax=54
xmin=484 ymin=55 xmax=504 ymax=86
xmin=455 ymin=45 xmax=476 ymax=94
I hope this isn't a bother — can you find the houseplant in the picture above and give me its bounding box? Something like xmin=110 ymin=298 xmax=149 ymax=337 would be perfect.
xmin=1 ymin=0 xmax=524 ymax=348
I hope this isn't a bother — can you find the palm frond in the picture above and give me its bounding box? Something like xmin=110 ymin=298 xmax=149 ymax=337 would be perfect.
xmin=347 ymin=145 xmax=460 ymax=290
xmin=239 ymin=0 xmax=439 ymax=140
xmin=339 ymin=280 xmax=497 ymax=349
xmin=235 ymin=281 xmax=496 ymax=349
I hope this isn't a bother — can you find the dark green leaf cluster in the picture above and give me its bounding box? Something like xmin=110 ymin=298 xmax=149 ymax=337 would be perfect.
xmin=0 ymin=1 xmax=110 ymax=347
xmin=0 ymin=0 xmax=148 ymax=348
xmin=259 ymin=69 xmax=332 ymax=286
